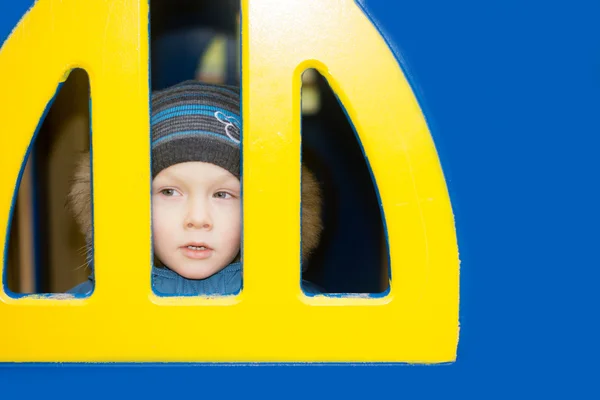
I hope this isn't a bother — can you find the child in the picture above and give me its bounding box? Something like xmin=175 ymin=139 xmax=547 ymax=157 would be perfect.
xmin=67 ymin=80 xmax=324 ymax=295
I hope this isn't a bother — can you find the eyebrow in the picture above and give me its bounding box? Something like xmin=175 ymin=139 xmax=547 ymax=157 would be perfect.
xmin=216 ymin=175 xmax=240 ymax=184
xmin=153 ymin=173 xmax=240 ymax=187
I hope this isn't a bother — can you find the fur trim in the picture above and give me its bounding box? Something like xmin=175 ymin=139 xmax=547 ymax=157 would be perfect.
xmin=300 ymin=163 xmax=323 ymax=259
xmin=67 ymin=152 xmax=323 ymax=263
xmin=67 ymin=152 xmax=93 ymax=242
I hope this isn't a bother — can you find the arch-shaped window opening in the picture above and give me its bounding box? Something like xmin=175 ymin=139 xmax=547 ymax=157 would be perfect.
xmin=5 ymin=68 xmax=91 ymax=294
xmin=301 ymin=69 xmax=390 ymax=294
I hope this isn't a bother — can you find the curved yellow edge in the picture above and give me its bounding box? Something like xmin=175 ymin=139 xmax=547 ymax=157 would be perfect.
xmin=0 ymin=0 xmax=459 ymax=362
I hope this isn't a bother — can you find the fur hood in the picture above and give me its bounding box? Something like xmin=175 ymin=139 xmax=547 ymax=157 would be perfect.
xmin=67 ymin=152 xmax=323 ymax=265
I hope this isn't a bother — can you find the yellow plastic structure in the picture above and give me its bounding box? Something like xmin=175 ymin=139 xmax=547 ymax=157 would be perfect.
xmin=0 ymin=0 xmax=459 ymax=362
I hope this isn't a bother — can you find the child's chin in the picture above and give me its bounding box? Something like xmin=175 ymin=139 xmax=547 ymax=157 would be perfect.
xmin=176 ymin=263 xmax=221 ymax=280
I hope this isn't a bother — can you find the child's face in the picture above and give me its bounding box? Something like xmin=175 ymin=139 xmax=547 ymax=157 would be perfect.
xmin=152 ymin=162 xmax=241 ymax=280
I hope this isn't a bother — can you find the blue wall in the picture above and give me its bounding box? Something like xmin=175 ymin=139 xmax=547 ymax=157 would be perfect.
xmin=1 ymin=0 xmax=599 ymax=397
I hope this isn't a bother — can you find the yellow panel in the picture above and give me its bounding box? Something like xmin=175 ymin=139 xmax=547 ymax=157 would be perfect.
xmin=0 ymin=0 xmax=459 ymax=362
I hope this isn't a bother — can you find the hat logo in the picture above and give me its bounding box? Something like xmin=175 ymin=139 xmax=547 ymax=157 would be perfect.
xmin=215 ymin=111 xmax=241 ymax=144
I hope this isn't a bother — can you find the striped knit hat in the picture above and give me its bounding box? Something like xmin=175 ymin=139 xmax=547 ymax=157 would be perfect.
xmin=151 ymin=80 xmax=241 ymax=179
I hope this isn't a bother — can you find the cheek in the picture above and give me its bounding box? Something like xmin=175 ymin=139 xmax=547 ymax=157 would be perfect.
xmin=215 ymin=206 xmax=241 ymax=245
xmin=152 ymin=201 xmax=179 ymax=241
xmin=152 ymin=203 xmax=163 ymax=234
xmin=225 ymin=211 xmax=242 ymax=247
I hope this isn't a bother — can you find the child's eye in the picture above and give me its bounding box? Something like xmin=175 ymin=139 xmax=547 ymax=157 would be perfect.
xmin=214 ymin=191 xmax=233 ymax=199
xmin=160 ymin=189 xmax=179 ymax=197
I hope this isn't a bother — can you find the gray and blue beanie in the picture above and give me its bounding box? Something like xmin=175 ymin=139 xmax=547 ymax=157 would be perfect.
xmin=151 ymin=80 xmax=241 ymax=179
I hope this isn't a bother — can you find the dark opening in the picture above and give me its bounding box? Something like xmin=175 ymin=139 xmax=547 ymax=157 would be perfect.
xmin=301 ymin=70 xmax=390 ymax=294
xmin=5 ymin=68 xmax=91 ymax=294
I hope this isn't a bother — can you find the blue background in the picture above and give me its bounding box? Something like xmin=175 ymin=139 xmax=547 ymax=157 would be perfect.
xmin=1 ymin=0 xmax=599 ymax=398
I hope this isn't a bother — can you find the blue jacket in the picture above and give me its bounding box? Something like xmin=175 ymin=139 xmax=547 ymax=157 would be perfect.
xmin=68 ymin=262 xmax=323 ymax=296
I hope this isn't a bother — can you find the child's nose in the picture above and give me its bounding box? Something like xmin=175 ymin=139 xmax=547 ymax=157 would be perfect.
xmin=184 ymin=202 xmax=212 ymax=230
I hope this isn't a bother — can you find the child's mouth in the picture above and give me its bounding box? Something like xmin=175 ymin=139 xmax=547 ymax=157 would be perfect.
xmin=181 ymin=244 xmax=213 ymax=260
xmin=187 ymin=245 xmax=207 ymax=251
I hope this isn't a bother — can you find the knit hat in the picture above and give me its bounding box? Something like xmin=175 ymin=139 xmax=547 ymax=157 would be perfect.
xmin=151 ymin=80 xmax=241 ymax=179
